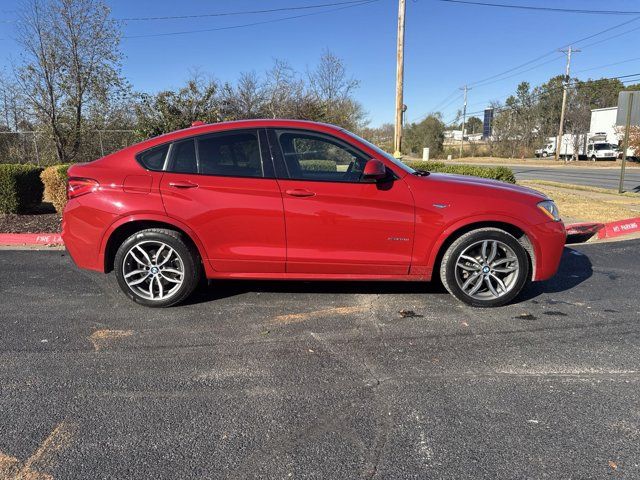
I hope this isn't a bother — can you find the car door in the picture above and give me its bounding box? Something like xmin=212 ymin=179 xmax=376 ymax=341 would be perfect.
xmin=267 ymin=128 xmax=415 ymax=275
xmin=159 ymin=129 xmax=286 ymax=273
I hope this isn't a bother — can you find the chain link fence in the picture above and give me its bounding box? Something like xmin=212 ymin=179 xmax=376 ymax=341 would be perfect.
xmin=0 ymin=130 xmax=138 ymax=166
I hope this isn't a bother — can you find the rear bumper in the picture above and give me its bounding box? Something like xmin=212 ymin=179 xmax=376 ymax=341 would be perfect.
xmin=530 ymin=220 xmax=566 ymax=281
xmin=62 ymin=199 xmax=115 ymax=272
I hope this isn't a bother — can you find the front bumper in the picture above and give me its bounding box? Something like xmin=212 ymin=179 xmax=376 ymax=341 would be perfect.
xmin=530 ymin=220 xmax=567 ymax=281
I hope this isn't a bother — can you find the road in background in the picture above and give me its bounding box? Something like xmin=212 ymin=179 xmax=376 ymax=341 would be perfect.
xmin=510 ymin=166 xmax=640 ymax=191
xmin=1 ymin=240 xmax=639 ymax=478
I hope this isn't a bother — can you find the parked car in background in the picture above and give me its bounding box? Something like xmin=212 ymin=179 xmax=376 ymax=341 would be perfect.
xmin=62 ymin=120 xmax=566 ymax=308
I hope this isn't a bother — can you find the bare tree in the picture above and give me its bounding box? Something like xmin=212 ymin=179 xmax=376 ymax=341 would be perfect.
xmin=220 ymin=71 xmax=265 ymax=120
xmin=263 ymin=59 xmax=304 ymax=119
xmin=564 ymin=87 xmax=591 ymax=161
xmin=14 ymin=0 xmax=123 ymax=163
xmin=307 ymin=50 xmax=366 ymax=130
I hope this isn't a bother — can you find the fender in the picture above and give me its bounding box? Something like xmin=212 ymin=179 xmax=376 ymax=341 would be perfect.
xmin=98 ymin=212 xmax=214 ymax=276
xmin=420 ymin=213 xmax=540 ymax=274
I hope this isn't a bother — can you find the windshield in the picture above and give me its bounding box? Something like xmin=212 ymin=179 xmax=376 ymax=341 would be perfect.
xmin=341 ymin=130 xmax=416 ymax=174
xmin=594 ymin=143 xmax=615 ymax=150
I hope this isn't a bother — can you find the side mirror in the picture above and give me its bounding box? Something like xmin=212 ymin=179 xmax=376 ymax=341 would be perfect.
xmin=362 ymin=159 xmax=387 ymax=181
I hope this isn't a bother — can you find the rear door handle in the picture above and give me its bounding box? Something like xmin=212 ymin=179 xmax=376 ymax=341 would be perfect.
xmin=285 ymin=189 xmax=315 ymax=198
xmin=169 ymin=181 xmax=198 ymax=189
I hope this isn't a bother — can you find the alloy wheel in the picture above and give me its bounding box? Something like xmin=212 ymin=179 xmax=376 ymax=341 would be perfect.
xmin=454 ymin=239 xmax=520 ymax=301
xmin=122 ymin=240 xmax=185 ymax=301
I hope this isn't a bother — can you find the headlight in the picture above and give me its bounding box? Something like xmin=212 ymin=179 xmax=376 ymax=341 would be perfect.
xmin=537 ymin=200 xmax=561 ymax=221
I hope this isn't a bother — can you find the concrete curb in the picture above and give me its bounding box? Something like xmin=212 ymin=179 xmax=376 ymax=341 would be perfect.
xmin=596 ymin=217 xmax=640 ymax=239
xmin=0 ymin=233 xmax=63 ymax=246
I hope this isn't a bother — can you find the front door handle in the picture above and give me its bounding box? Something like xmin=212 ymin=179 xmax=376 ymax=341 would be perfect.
xmin=285 ymin=189 xmax=315 ymax=198
xmin=169 ymin=181 xmax=198 ymax=189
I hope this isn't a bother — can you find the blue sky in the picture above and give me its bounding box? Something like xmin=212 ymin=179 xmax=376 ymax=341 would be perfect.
xmin=1 ymin=0 xmax=640 ymax=127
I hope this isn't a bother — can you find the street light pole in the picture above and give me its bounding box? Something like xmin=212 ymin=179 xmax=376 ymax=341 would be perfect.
xmin=393 ymin=0 xmax=406 ymax=158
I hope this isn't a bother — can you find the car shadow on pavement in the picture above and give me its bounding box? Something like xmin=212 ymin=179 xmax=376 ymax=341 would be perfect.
xmin=517 ymin=246 xmax=593 ymax=302
xmin=185 ymin=246 xmax=592 ymax=306
xmin=185 ymin=277 xmax=448 ymax=305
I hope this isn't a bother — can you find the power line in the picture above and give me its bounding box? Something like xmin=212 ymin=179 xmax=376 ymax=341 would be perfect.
xmin=471 ymin=56 xmax=564 ymax=89
xmin=118 ymin=0 xmax=375 ymax=21
xmin=123 ymin=1 xmax=377 ymax=39
xmin=439 ymin=0 xmax=640 ymax=16
xmin=411 ymin=92 xmax=462 ymax=123
xmin=429 ymin=89 xmax=460 ymax=112
xmin=575 ymin=56 xmax=640 ymax=74
xmin=579 ymin=23 xmax=640 ymax=50
xmin=466 ymin=15 xmax=640 ymax=88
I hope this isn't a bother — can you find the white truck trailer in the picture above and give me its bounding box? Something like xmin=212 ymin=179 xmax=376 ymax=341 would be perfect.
xmin=535 ymin=133 xmax=617 ymax=160
xmin=591 ymin=106 xmax=637 ymax=160
xmin=535 ymin=134 xmax=588 ymax=160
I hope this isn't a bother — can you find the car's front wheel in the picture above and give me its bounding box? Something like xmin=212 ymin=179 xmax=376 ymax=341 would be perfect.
xmin=114 ymin=228 xmax=202 ymax=307
xmin=440 ymin=228 xmax=530 ymax=307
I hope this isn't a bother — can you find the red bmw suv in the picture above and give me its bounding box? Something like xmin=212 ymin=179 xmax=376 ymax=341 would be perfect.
xmin=62 ymin=120 xmax=566 ymax=308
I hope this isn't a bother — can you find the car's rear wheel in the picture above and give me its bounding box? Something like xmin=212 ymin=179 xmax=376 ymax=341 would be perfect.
xmin=114 ymin=228 xmax=202 ymax=307
xmin=440 ymin=228 xmax=530 ymax=307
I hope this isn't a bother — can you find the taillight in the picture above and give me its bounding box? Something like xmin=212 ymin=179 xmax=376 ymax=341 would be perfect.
xmin=67 ymin=178 xmax=99 ymax=199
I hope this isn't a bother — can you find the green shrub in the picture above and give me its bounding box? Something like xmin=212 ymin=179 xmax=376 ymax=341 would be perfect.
xmin=404 ymin=160 xmax=516 ymax=184
xmin=404 ymin=160 xmax=446 ymax=171
xmin=0 ymin=164 xmax=44 ymax=214
xmin=299 ymin=160 xmax=337 ymax=172
xmin=41 ymin=164 xmax=70 ymax=214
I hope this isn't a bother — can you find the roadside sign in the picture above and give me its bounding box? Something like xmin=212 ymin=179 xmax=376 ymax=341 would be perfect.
xmin=616 ymin=91 xmax=640 ymax=126
xmin=483 ymin=108 xmax=493 ymax=139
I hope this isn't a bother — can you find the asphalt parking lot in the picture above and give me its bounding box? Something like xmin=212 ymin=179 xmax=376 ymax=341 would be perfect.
xmin=1 ymin=239 xmax=639 ymax=479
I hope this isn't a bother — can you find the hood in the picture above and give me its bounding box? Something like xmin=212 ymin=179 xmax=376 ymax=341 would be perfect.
xmin=422 ymin=172 xmax=547 ymax=200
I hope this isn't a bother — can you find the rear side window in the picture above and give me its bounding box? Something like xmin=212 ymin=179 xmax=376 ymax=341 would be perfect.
xmin=137 ymin=144 xmax=169 ymax=171
xmin=197 ymin=131 xmax=263 ymax=178
xmin=171 ymin=139 xmax=198 ymax=174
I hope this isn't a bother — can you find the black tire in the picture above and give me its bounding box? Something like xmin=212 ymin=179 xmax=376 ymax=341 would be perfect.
xmin=542 ymin=152 xmax=548 ymax=158
xmin=114 ymin=228 xmax=202 ymax=307
xmin=439 ymin=228 xmax=530 ymax=308
xmin=591 ymin=155 xmax=597 ymax=162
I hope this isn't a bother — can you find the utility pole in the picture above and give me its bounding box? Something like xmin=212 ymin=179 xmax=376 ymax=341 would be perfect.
xmin=393 ymin=0 xmax=406 ymax=158
xmin=619 ymin=92 xmax=634 ymax=193
xmin=459 ymin=85 xmax=469 ymax=158
xmin=555 ymin=46 xmax=579 ymax=161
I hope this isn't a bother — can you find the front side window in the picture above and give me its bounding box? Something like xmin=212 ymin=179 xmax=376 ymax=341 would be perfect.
xmin=341 ymin=130 xmax=414 ymax=175
xmin=197 ymin=131 xmax=263 ymax=178
xmin=275 ymin=130 xmax=368 ymax=182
